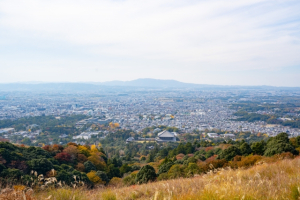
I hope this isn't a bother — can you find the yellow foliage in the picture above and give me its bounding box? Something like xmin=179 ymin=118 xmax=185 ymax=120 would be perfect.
xmin=78 ymin=145 xmax=90 ymax=157
xmin=87 ymin=171 xmax=105 ymax=184
xmin=88 ymin=152 xmax=106 ymax=170
xmin=91 ymin=144 xmax=98 ymax=152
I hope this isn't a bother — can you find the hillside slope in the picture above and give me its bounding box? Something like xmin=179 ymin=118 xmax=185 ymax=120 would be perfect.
xmin=23 ymin=157 xmax=300 ymax=200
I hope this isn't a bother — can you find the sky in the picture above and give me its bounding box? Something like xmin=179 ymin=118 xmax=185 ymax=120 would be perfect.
xmin=0 ymin=0 xmax=300 ymax=87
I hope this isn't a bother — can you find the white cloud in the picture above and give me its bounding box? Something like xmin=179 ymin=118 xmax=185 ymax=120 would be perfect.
xmin=0 ymin=0 xmax=299 ymax=85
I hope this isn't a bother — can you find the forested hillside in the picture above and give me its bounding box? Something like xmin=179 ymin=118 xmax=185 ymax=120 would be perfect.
xmin=0 ymin=132 xmax=299 ymax=191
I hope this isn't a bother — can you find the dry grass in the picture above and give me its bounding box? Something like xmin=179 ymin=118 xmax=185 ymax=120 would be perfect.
xmin=2 ymin=157 xmax=300 ymax=200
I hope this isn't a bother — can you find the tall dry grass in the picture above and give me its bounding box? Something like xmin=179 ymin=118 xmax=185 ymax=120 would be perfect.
xmin=2 ymin=157 xmax=300 ymax=200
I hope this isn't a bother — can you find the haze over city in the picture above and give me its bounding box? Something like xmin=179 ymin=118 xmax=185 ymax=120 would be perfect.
xmin=0 ymin=0 xmax=300 ymax=86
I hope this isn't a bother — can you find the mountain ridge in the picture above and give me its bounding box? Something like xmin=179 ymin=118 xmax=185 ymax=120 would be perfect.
xmin=0 ymin=78 xmax=299 ymax=91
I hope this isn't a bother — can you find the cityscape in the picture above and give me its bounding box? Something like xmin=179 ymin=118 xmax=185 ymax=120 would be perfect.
xmin=0 ymin=83 xmax=299 ymax=145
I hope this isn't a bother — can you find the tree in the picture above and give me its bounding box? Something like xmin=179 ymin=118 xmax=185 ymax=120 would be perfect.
xmin=1 ymin=168 xmax=23 ymax=179
xmin=146 ymin=153 xmax=154 ymax=163
xmin=78 ymin=146 xmax=91 ymax=157
xmin=185 ymin=163 xmax=200 ymax=177
xmin=218 ymin=146 xmax=241 ymax=161
xmin=77 ymin=154 xmax=88 ymax=163
xmin=54 ymin=152 xmax=71 ymax=163
xmin=240 ymin=143 xmax=252 ymax=156
xmin=76 ymin=163 xmax=85 ymax=172
xmin=95 ymin=171 xmax=109 ymax=184
xmin=56 ymin=170 xmax=72 ymax=184
xmin=63 ymin=145 xmax=79 ymax=161
xmin=87 ymin=171 xmax=105 ymax=184
xmin=264 ymin=132 xmax=297 ymax=157
xmin=168 ymin=164 xmax=184 ymax=179
xmin=27 ymin=158 xmax=53 ymax=175
xmin=106 ymin=164 xmax=121 ymax=179
xmin=135 ymin=165 xmax=156 ymax=184
xmin=158 ymin=162 xmax=173 ymax=175
xmin=120 ymin=164 xmax=132 ymax=176
xmin=88 ymin=152 xmax=106 ymax=171
xmin=84 ymin=161 xmax=96 ymax=173
xmin=251 ymin=141 xmax=266 ymax=155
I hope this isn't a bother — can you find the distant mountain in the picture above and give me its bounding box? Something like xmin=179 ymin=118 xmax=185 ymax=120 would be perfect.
xmin=0 ymin=79 xmax=299 ymax=92
xmin=99 ymin=78 xmax=199 ymax=88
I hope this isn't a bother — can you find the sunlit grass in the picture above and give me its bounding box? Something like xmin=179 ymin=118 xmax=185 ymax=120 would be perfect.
xmin=2 ymin=157 xmax=300 ymax=200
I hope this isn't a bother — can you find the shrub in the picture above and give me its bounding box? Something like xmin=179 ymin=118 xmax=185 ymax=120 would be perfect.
xmin=123 ymin=172 xmax=137 ymax=186
xmin=157 ymin=172 xmax=169 ymax=181
xmin=108 ymin=177 xmax=123 ymax=187
xmin=237 ymin=155 xmax=262 ymax=168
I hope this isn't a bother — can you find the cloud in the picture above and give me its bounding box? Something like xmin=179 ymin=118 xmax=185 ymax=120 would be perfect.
xmin=0 ymin=0 xmax=299 ymax=85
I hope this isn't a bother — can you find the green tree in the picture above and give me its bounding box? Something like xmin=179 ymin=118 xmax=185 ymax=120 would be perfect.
xmin=251 ymin=141 xmax=266 ymax=155
xmin=95 ymin=171 xmax=109 ymax=184
xmin=168 ymin=164 xmax=184 ymax=179
xmin=120 ymin=163 xmax=132 ymax=175
xmin=135 ymin=165 xmax=156 ymax=184
xmin=264 ymin=133 xmax=297 ymax=157
xmin=84 ymin=161 xmax=96 ymax=173
xmin=158 ymin=162 xmax=173 ymax=175
xmin=218 ymin=146 xmax=241 ymax=161
xmin=185 ymin=163 xmax=200 ymax=177
xmin=27 ymin=158 xmax=53 ymax=175
xmin=240 ymin=143 xmax=252 ymax=156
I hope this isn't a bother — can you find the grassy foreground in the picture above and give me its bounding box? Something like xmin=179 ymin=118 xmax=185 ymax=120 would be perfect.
xmin=2 ymin=157 xmax=300 ymax=200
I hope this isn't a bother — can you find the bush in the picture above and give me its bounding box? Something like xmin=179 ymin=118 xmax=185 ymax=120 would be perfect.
xmin=108 ymin=177 xmax=123 ymax=187
xmin=123 ymin=172 xmax=137 ymax=186
xmin=157 ymin=172 xmax=169 ymax=181
xmin=237 ymin=155 xmax=262 ymax=168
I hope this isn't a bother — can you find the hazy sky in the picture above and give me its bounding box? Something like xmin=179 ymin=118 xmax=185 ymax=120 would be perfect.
xmin=0 ymin=0 xmax=300 ymax=86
